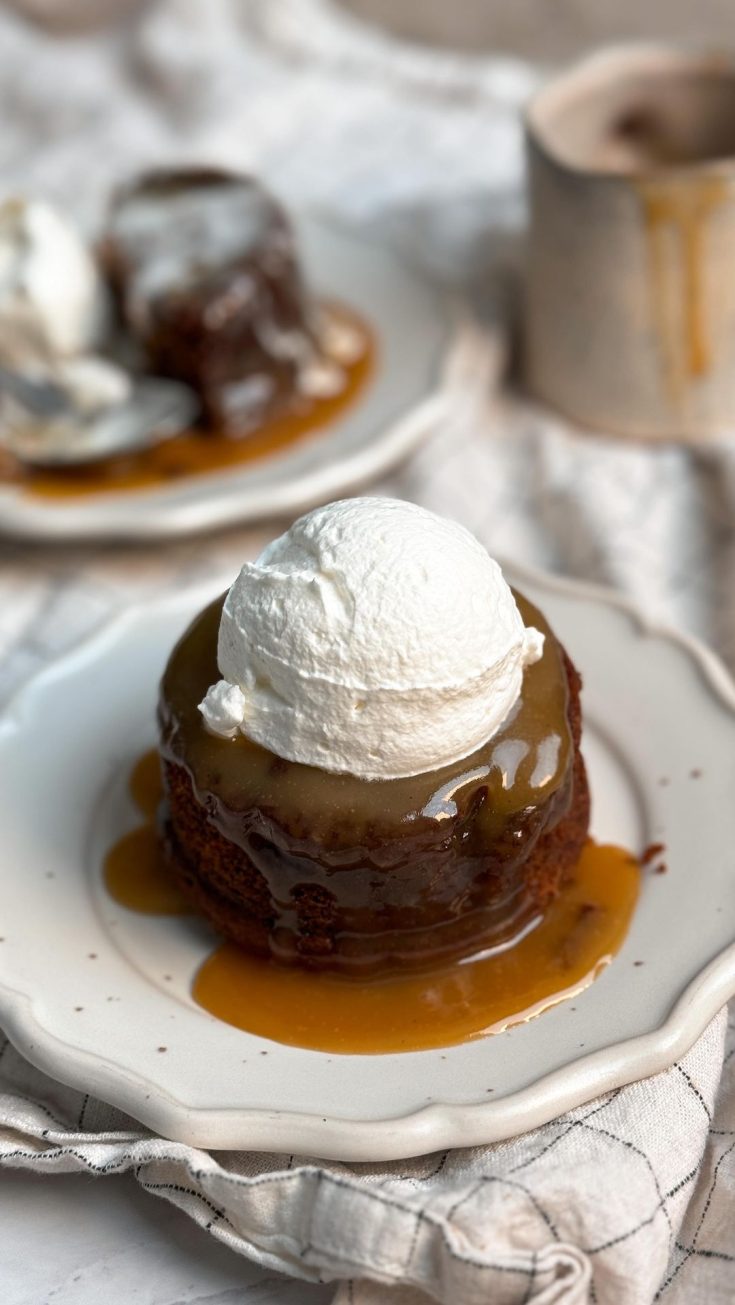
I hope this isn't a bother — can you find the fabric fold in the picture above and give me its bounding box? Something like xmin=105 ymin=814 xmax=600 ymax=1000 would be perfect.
xmin=0 ymin=1011 xmax=727 ymax=1304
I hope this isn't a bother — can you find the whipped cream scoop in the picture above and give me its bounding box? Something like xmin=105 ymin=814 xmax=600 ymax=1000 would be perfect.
xmin=0 ymin=197 xmax=108 ymax=360
xmin=0 ymin=195 xmax=201 ymax=466
xmin=199 ymin=498 xmax=544 ymax=780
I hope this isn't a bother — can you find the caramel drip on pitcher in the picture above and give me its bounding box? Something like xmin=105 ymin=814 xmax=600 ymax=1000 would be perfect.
xmin=636 ymin=177 xmax=729 ymax=405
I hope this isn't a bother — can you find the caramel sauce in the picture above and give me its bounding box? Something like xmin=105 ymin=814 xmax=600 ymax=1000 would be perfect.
xmin=104 ymin=738 xmax=642 ymax=1050
xmin=159 ymin=593 xmax=571 ymax=845
xmin=104 ymin=747 xmax=190 ymax=914
xmin=193 ymin=842 xmax=639 ymax=1052
xmin=104 ymin=825 xmax=190 ymax=915
xmin=103 ymin=773 xmax=641 ymax=1051
xmin=129 ymin=747 xmax=165 ymax=820
xmin=1 ymin=302 xmax=374 ymax=500
xmin=636 ymin=178 xmax=729 ymax=401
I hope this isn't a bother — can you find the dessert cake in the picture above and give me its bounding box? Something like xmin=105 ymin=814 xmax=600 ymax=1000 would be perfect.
xmin=158 ymin=498 xmax=590 ymax=974
xmin=104 ymin=168 xmax=328 ymax=435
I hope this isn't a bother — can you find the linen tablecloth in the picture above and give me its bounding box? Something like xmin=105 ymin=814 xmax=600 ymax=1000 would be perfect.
xmin=0 ymin=3 xmax=734 ymax=1300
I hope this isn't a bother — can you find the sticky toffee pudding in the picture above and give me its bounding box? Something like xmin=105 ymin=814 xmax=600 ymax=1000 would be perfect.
xmin=158 ymin=592 xmax=589 ymax=974
xmin=104 ymin=500 xmax=641 ymax=1051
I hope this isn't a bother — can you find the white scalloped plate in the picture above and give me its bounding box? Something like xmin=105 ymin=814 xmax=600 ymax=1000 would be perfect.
xmin=0 ymin=217 xmax=477 ymax=542
xmin=1 ymin=563 xmax=734 ymax=1160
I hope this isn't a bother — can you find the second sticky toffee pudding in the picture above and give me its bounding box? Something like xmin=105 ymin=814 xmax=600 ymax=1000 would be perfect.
xmin=104 ymin=168 xmax=346 ymax=435
xmin=0 ymin=171 xmax=374 ymax=498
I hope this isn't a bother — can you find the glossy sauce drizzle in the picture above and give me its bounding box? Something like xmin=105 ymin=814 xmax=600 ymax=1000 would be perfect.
xmin=105 ymin=749 xmax=641 ymax=1053
xmin=0 ymin=302 xmax=374 ymax=500
xmin=158 ymin=593 xmax=572 ymax=845
xmin=194 ymin=843 xmax=640 ymax=1052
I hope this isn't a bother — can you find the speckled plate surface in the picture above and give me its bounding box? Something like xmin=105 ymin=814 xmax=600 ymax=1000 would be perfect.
xmin=0 ymin=564 xmax=734 ymax=1160
xmin=0 ymin=217 xmax=479 ymax=542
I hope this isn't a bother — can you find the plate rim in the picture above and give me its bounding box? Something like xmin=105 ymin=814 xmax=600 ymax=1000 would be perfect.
xmin=1 ymin=560 xmax=734 ymax=1159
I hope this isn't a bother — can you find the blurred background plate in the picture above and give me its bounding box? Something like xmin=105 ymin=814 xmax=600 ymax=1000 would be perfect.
xmin=0 ymin=216 xmax=479 ymax=542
